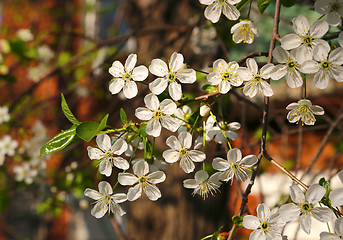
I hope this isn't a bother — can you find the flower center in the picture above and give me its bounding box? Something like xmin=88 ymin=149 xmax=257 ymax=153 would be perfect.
xmin=300 ymin=202 xmax=312 ymax=214
xmin=123 ymin=72 xmax=132 ymax=82
xmin=321 ymin=61 xmax=330 ymax=70
xmin=302 ymin=35 xmax=313 ymax=46
xmin=167 ymin=72 xmax=176 ymax=82
xmin=238 ymin=24 xmax=253 ymax=42
xmin=287 ymin=61 xmax=296 ymax=69
xmin=180 ymin=148 xmax=188 ymax=156
xmin=104 ymin=151 xmax=114 ymax=159
xmin=253 ymin=74 xmax=262 ymax=82
xmin=139 ymin=176 xmax=147 ymax=186
xmin=154 ymin=110 xmax=163 ymax=120
xmin=261 ymin=221 xmax=269 ymax=231
xmin=218 ymin=0 xmax=226 ymax=5
xmin=222 ymin=72 xmax=231 ymax=81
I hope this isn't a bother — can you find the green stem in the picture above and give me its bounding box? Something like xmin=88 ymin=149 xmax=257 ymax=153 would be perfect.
xmin=113 ymin=139 xmax=141 ymax=190
xmin=203 ymin=120 xmax=206 ymax=170
xmin=200 ymin=234 xmax=213 ymax=240
xmin=194 ymin=68 xmax=209 ymax=75
xmin=209 ymin=111 xmax=232 ymax=149
xmin=98 ymin=128 xmax=126 ymax=135
xmin=247 ymin=0 xmax=253 ymax=19
xmin=152 ymin=137 xmax=155 ymax=160
xmin=228 ymin=225 xmax=237 ymax=240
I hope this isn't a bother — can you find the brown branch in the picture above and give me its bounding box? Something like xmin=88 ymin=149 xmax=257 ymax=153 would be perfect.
xmin=237 ymin=51 xmax=269 ymax=65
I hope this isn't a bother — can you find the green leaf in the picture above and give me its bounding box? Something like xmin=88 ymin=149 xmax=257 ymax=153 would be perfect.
xmin=98 ymin=114 xmax=109 ymax=131
xmin=120 ymin=108 xmax=127 ymax=125
xmin=57 ymin=51 xmax=72 ymax=67
xmin=236 ymin=0 xmax=251 ymax=10
xmin=257 ymin=0 xmax=273 ymax=14
xmin=139 ymin=124 xmax=147 ymax=138
xmin=76 ymin=121 xmax=99 ymax=142
xmin=9 ymin=39 xmax=26 ymax=58
xmin=319 ymin=177 xmax=330 ymax=190
xmin=202 ymin=84 xmax=217 ymax=93
xmin=281 ymin=0 xmax=296 ymax=7
xmin=61 ymin=94 xmax=80 ymax=125
xmin=40 ymin=125 xmax=79 ymax=155
xmin=26 ymin=48 xmax=38 ymax=59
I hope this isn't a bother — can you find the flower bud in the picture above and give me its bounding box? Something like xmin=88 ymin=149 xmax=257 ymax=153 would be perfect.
xmin=200 ymin=105 xmax=210 ymax=117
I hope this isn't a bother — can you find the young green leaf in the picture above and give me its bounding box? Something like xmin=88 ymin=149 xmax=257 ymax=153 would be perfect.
xmin=76 ymin=121 xmax=100 ymax=142
xmin=257 ymin=0 xmax=273 ymax=14
xmin=61 ymin=94 xmax=80 ymax=125
xmin=120 ymin=108 xmax=128 ymax=125
xmin=40 ymin=125 xmax=79 ymax=155
xmin=98 ymin=114 xmax=109 ymax=132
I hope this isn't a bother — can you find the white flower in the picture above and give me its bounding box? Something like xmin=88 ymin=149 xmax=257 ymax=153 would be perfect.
xmin=238 ymin=58 xmax=274 ymax=98
xmin=314 ymin=0 xmax=343 ymax=26
xmin=132 ymin=158 xmax=168 ymax=173
xmin=0 ymin=135 xmax=18 ymax=157
xmin=320 ymin=217 xmax=343 ymax=240
xmin=243 ymin=203 xmax=286 ymax=240
xmin=329 ymin=170 xmax=343 ymax=207
xmin=206 ymin=115 xmax=241 ymax=144
xmin=0 ymin=106 xmax=10 ymax=124
xmin=149 ymin=52 xmax=196 ymax=101
xmin=16 ymin=29 xmax=33 ymax=41
xmin=183 ymin=170 xmax=222 ymax=199
xmin=135 ymin=93 xmax=181 ymax=137
xmin=231 ymin=20 xmax=258 ymax=44
xmin=28 ymin=64 xmax=49 ymax=83
xmin=200 ymin=0 xmax=241 ymax=23
xmin=162 ymin=132 xmax=206 ymax=173
xmin=109 ymin=53 xmax=148 ymax=99
xmin=13 ymin=163 xmax=38 ymax=184
xmin=38 ymin=45 xmax=54 ymax=62
xmin=270 ymin=46 xmax=305 ymax=88
xmin=281 ymin=15 xmax=329 ymax=61
xmin=118 ymin=160 xmax=166 ymax=201
xmin=0 ymin=39 xmax=10 ymax=54
xmin=286 ymin=99 xmax=324 ymax=125
xmin=301 ymin=44 xmax=343 ymax=89
xmin=278 ymin=184 xmax=333 ymax=234
xmin=84 ymin=181 xmax=127 ymax=218
xmin=87 ymin=133 xmax=129 ymax=177
xmin=207 ymin=59 xmax=243 ymax=94
xmin=212 ymin=148 xmax=257 ymax=182
xmin=174 ymin=105 xmax=192 ymax=133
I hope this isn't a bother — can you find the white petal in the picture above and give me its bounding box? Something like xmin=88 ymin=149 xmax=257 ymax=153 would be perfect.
xmin=270 ymin=64 xmax=287 ymax=80
xmin=293 ymin=15 xmax=310 ymax=36
xmin=132 ymin=65 xmax=148 ymax=81
xmin=314 ymin=0 xmax=330 ymax=14
xmin=123 ymin=81 xmax=138 ymax=99
xmin=180 ymin=158 xmax=195 ymax=173
xmin=279 ymin=203 xmax=301 ymax=222
xmin=204 ymin=3 xmax=222 ymax=23
xmin=188 ymin=150 xmax=206 ymax=162
xmin=329 ymin=65 xmax=343 ymax=82
xmin=99 ymin=160 xmax=112 ymax=177
xmin=160 ymin=99 xmax=177 ymax=115
xmin=176 ymin=69 xmax=196 ymax=83
xmin=109 ymin=61 xmax=124 ymax=77
xmin=313 ymin=44 xmax=329 ymax=62
xmin=149 ymin=59 xmax=169 ymax=77
xmin=112 ymin=157 xmax=130 ymax=170
xmin=299 ymin=213 xmax=311 ymax=234
xmin=313 ymin=71 xmax=329 ymax=89
xmin=144 ymin=93 xmax=160 ymax=111
xmin=110 ymin=202 xmax=126 ymax=216
xmin=286 ymin=102 xmax=300 ymax=110
xmin=281 ymin=34 xmax=302 ymax=50
xmin=335 ymin=217 xmax=343 ymax=236
xmin=207 ymin=72 xmax=222 ymax=85
xmin=133 ymin=159 xmax=149 ymax=176
xmin=218 ymin=80 xmax=231 ymax=94
xmin=162 ymin=149 xmax=180 ymax=163
xmin=260 ymin=63 xmax=275 ymax=79
xmin=194 ymin=169 xmax=209 ymax=182
xmin=166 ymin=135 xmax=182 ymax=150
xmin=183 ymin=179 xmax=198 ymax=189
xmin=310 ymin=20 xmax=329 ymax=38
xmin=327 ymin=11 xmax=341 ymax=26
xmin=339 ymin=170 xmax=343 ymax=183
xmin=144 ymin=183 xmax=161 ymax=201
xmin=118 ymin=173 xmax=138 ymax=186
xmin=246 ymin=58 xmax=258 ymax=75
xmin=147 ymin=171 xmax=166 ymax=184
xmin=109 ymin=78 xmax=124 ymax=95
xmin=135 ymin=107 xmax=154 ymax=120
xmin=169 ymin=52 xmax=184 ymax=72
xmin=111 ymin=193 xmax=127 ymax=203
xmin=227 ymin=148 xmax=242 ymax=163
xmin=286 ymin=69 xmax=303 ymax=88
xmin=257 ymin=203 xmax=271 ymax=222
xmin=301 ymin=60 xmax=320 ymax=74
xmin=237 ymin=68 xmax=253 ymax=81
xmin=98 ymin=181 xmax=113 ymax=195
xmin=127 ymin=184 xmax=142 ymax=201
xmin=161 ymin=116 xmax=180 ymax=132
xmin=125 ymin=53 xmax=137 ymax=72
xmin=296 ymin=45 xmax=313 ymax=61
xmin=311 ymin=207 xmax=333 ymax=222
xmin=310 ymin=105 xmax=324 ymax=115
xmin=290 ymin=184 xmax=305 ymax=204
xmin=179 ymin=132 xmax=192 ymax=149
xmin=329 ymin=47 xmax=343 ymax=65
xmin=212 ymin=157 xmax=230 ymax=171
xmin=222 ymin=3 xmax=240 ymax=20
xmin=250 ymin=229 xmax=266 ymax=240
xmin=87 ymin=146 xmax=103 ymax=160
xmin=228 ymin=122 xmax=241 ymax=131
xmin=243 ymin=81 xmax=258 ymax=98
xmin=240 ymin=155 xmax=258 ymax=167
xmin=149 ymin=78 xmax=168 ymax=95
xmin=259 ymin=81 xmax=273 ymax=97
xmin=84 ymin=188 xmax=102 ymax=200
xmin=168 ymin=82 xmax=182 ymax=101
xmin=242 ymin=215 xmax=260 ymax=230
xmin=91 ymin=201 xmax=107 ymax=218
xmin=96 ymin=133 xmax=111 ymax=152
xmin=319 ymin=232 xmax=340 ymax=240
xmin=339 ymin=32 xmax=343 ymax=47
xmin=273 ymin=46 xmax=289 ymax=63
xmin=306 ymin=184 xmax=326 ymax=204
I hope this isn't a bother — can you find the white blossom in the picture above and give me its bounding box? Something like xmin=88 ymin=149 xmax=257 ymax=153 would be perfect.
xmin=0 ymin=135 xmax=18 ymax=157
xmin=28 ymin=64 xmax=49 ymax=83
xmin=243 ymin=203 xmax=286 ymax=240
xmin=162 ymin=132 xmax=206 ymax=173
xmin=281 ymin=15 xmax=329 ymax=61
xmin=200 ymin=104 xmax=211 ymax=117
xmin=206 ymin=115 xmax=241 ymax=144
xmin=270 ymin=46 xmax=305 ymax=88
xmin=199 ymin=0 xmax=241 ymax=23
xmin=286 ymin=99 xmax=324 ymax=125
xmin=207 ymin=59 xmax=243 ymax=94
xmin=13 ymin=162 xmax=38 ymax=184
xmin=17 ymin=29 xmax=33 ymax=41
xmin=314 ymin=0 xmax=343 ymax=26
xmin=84 ymin=181 xmax=127 ymax=218
xmin=149 ymin=52 xmax=196 ymax=101
xmin=174 ymin=105 xmax=192 ymax=133
xmin=0 ymin=106 xmax=10 ymax=124
xmin=131 ymin=158 xmax=168 ymax=173
xmin=278 ymin=184 xmax=333 ymax=234
xmin=183 ymin=170 xmax=222 ymax=199
xmin=238 ymin=58 xmax=274 ymax=98
xmin=231 ymin=20 xmax=258 ymax=44
xmin=109 ymin=53 xmax=148 ymax=99
xmin=118 ymin=160 xmax=166 ymax=201
xmin=212 ymin=148 xmax=257 ymax=182
xmin=87 ymin=133 xmax=129 ymax=177
xmin=301 ymin=44 xmax=343 ymax=89
xmin=329 ymin=170 xmax=343 ymax=207
xmin=135 ymin=93 xmax=181 ymax=137
xmin=320 ymin=217 xmax=343 ymax=240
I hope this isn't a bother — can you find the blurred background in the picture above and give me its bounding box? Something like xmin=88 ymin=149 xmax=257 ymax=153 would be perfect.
xmin=0 ymin=0 xmax=342 ymax=239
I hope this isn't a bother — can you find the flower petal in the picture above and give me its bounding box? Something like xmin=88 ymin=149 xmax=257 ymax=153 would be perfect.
xmin=311 ymin=207 xmax=333 ymax=223
xmin=132 ymin=65 xmax=149 ymax=81
xmin=112 ymin=157 xmax=130 ymax=170
xmin=135 ymin=107 xmax=154 ymax=120
xmin=166 ymin=135 xmax=181 ymax=150
xmin=273 ymin=46 xmax=289 ymax=63
xmin=91 ymin=201 xmax=107 ymax=218
xmin=293 ymin=15 xmax=310 ymax=36
xmin=123 ymin=81 xmax=138 ymax=99
xmin=87 ymin=146 xmax=103 ymax=160
xmin=242 ymin=215 xmax=260 ymax=230
xmin=188 ymin=150 xmax=206 ymax=162
xmin=183 ymin=179 xmax=198 ymax=189
xmin=240 ymin=155 xmax=258 ymax=167
xmin=147 ymin=171 xmax=166 ymax=184
xmin=149 ymin=59 xmax=169 ymax=77
xmin=99 ymin=160 xmax=113 ymax=177
xmin=180 ymin=157 xmax=195 ymax=173
xmin=313 ymin=70 xmax=329 ymax=89
xmin=212 ymin=157 xmax=230 ymax=171
xmin=109 ymin=61 xmax=124 ymax=77
xmin=98 ymin=181 xmax=113 ymax=195
xmin=168 ymin=82 xmax=182 ymax=101
xmin=281 ymin=34 xmax=302 ymax=50
xmin=161 ymin=116 xmax=180 ymax=132
xmin=279 ymin=203 xmax=300 ymax=222
xmin=257 ymin=203 xmax=271 ymax=222
xmin=133 ymin=159 xmax=149 ymax=176
xmin=118 ymin=173 xmax=138 ymax=186
xmin=109 ymin=78 xmax=124 ymax=94
xmin=96 ymin=133 xmax=111 ymax=152
xmin=160 ymin=99 xmax=177 ymax=115
xmin=176 ymin=69 xmax=196 ymax=83
xmin=144 ymin=183 xmax=161 ymax=201
xmin=144 ymin=93 xmax=160 ymax=111
xmin=306 ymin=184 xmax=326 ymax=204
xmin=246 ymin=58 xmax=258 ymax=75
xmin=299 ymin=213 xmax=311 ymax=234
xmin=125 ymin=53 xmax=137 ymax=72
xmin=195 ymin=169 xmax=209 ymax=182
xmin=310 ymin=20 xmax=329 ymax=38
xmin=149 ymin=78 xmax=168 ymax=95
xmin=169 ymin=52 xmax=184 ymax=72
xmin=179 ymin=132 xmax=192 ymax=149
xmin=127 ymin=184 xmax=142 ymax=201
xmin=84 ymin=188 xmax=102 ymax=200
xmin=286 ymin=69 xmax=303 ymax=88
xmin=162 ymin=149 xmax=180 ymax=163
xmin=227 ymin=148 xmax=242 ymax=163
xmin=290 ymin=184 xmax=305 ymax=204
xmin=204 ymin=3 xmax=222 ymax=23
xmin=222 ymin=3 xmax=240 ymax=20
